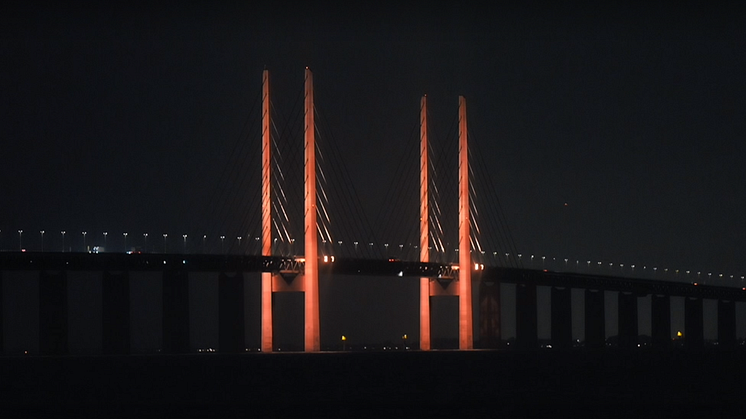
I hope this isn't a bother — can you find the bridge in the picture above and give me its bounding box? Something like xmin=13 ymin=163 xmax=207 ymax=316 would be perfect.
xmin=1 ymin=69 xmax=745 ymax=355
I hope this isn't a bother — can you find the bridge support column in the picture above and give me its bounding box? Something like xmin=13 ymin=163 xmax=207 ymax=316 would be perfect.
xmin=219 ymin=272 xmax=245 ymax=353
xmin=618 ymin=292 xmax=638 ymax=350
xmin=0 ymin=271 xmax=3 ymax=354
xmin=162 ymin=271 xmax=189 ymax=354
xmin=420 ymin=278 xmax=431 ymax=350
xmin=261 ymin=273 xmax=273 ymax=352
xmin=684 ymin=297 xmax=704 ymax=350
xmin=651 ymin=294 xmax=671 ymax=350
xmin=102 ymin=271 xmax=130 ymax=355
xmin=478 ymin=279 xmax=501 ymax=349
xmin=551 ymin=286 xmax=572 ymax=350
xmin=39 ymin=271 xmax=68 ymax=356
xmin=516 ymin=282 xmax=537 ymax=349
xmin=584 ymin=289 xmax=605 ymax=349
xmin=718 ymin=299 xmax=736 ymax=348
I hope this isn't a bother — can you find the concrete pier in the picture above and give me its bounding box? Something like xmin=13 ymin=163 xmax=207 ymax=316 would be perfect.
xmin=39 ymin=270 xmax=68 ymax=355
xmin=102 ymin=271 xmax=130 ymax=354
xmin=219 ymin=272 xmax=245 ymax=353
xmin=162 ymin=270 xmax=189 ymax=354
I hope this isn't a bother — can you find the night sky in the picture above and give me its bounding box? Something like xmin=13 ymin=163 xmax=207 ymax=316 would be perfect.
xmin=2 ymin=3 xmax=745 ymax=348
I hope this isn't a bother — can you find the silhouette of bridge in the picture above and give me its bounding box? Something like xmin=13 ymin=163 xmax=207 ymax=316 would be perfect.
xmin=1 ymin=69 xmax=745 ymax=355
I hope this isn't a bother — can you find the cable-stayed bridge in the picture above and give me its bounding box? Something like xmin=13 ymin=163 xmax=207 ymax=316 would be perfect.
xmin=1 ymin=69 xmax=745 ymax=355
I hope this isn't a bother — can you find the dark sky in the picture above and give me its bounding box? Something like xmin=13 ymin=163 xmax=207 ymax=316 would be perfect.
xmin=2 ymin=3 xmax=746 ymax=347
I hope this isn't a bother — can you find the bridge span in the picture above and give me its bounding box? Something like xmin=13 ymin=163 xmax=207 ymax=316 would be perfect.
xmin=1 ymin=251 xmax=744 ymax=355
xmin=3 ymin=251 xmax=744 ymax=299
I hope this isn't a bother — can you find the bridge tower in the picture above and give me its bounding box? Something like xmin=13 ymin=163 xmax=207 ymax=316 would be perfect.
xmin=420 ymin=96 xmax=474 ymax=350
xmin=419 ymin=95 xmax=431 ymax=351
xmin=303 ymin=68 xmax=320 ymax=352
xmin=260 ymin=68 xmax=320 ymax=352
xmin=458 ymin=95 xmax=473 ymax=349
xmin=261 ymin=69 xmax=273 ymax=352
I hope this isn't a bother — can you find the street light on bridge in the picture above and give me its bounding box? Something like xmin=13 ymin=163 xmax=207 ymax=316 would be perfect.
xmin=103 ymin=232 xmax=108 ymax=249
xmin=143 ymin=233 xmax=148 ymax=251
xmin=163 ymin=234 xmax=168 ymax=253
xmin=18 ymin=230 xmax=23 ymax=251
xmin=236 ymin=236 xmax=241 ymax=253
xmin=183 ymin=234 xmax=188 ymax=253
xmin=61 ymin=231 xmax=66 ymax=252
xmin=40 ymin=230 xmax=45 ymax=252
xmin=123 ymin=232 xmax=128 ymax=252
xmin=220 ymin=235 xmax=225 ymax=253
xmin=82 ymin=231 xmax=87 ymax=252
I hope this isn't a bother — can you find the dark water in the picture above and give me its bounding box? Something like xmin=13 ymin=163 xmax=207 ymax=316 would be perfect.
xmin=2 ymin=349 xmax=745 ymax=418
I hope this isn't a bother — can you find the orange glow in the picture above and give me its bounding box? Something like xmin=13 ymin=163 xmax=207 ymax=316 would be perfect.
xmin=304 ymin=68 xmax=320 ymax=352
xmin=458 ymin=95 xmax=473 ymax=350
xmin=419 ymin=95 xmax=431 ymax=351
xmin=261 ymin=69 xmax=273 ymax=353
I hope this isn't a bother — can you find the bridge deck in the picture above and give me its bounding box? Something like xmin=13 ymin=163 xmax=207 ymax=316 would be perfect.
xmin=1 ymin=252 xmax=745 ymax=301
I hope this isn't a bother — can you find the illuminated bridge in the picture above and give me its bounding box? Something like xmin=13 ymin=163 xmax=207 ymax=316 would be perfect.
xmin=2 ymin=69 xmax=745 ymax=356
